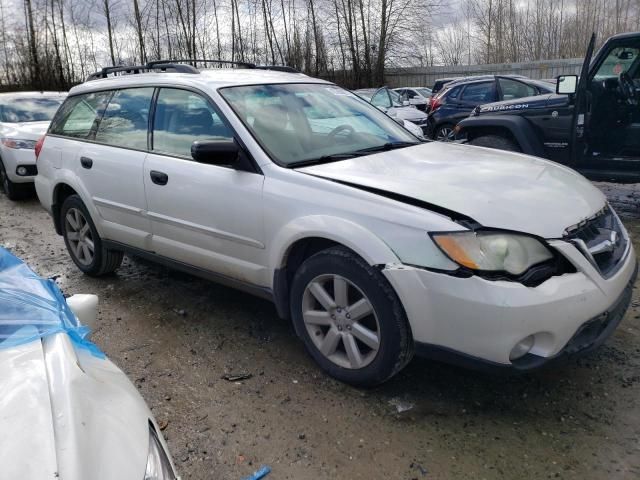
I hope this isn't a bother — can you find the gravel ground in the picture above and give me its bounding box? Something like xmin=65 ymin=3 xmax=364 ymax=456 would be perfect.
xmin=1 ymin=183 xmax=639 ymax=480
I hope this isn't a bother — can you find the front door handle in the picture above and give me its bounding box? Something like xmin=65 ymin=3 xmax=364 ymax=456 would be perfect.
xmin=80 ymin=156 xmax=93 ymax=169
xmin=150 ymin=170 xmax=168 ymax=186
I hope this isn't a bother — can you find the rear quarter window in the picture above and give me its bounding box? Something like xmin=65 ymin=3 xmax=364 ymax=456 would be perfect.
xmin=49 ymin=91 xmax=112 ymax=139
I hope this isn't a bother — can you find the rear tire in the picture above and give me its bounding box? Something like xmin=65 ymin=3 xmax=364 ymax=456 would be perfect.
xmin=290 ymin=246 xmax=413 ymax=387
xmin=469 ymin=134 xmax=520 ymax=152
xmin=60 ymin=194 xmax=123 ymax=276
xmin=0 ymin=160 xmax=24 ymax=201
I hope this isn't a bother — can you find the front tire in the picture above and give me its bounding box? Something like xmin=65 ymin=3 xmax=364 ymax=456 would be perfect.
xmin=469 ymin=134 xmax=520 ymax=152
xmin=290 ymin=246 xmax=413 ymax=387
xmin=0 ymin=160 xmax=23 ymax=200
xmin=60 ymin=194 xmax=123 ymax=276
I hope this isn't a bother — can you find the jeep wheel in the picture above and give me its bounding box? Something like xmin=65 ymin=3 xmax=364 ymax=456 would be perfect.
xmin=60 ymin=194 xmax=124 ymax=276
xmin=469 ymin=134 xmax=520 ymax=152
xmin=290 ymin=246 xmax=413 ymax=387
xmin=434 ymin=124 xmax=456 ymax=142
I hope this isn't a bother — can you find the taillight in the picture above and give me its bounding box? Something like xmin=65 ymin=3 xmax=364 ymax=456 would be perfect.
xmin=35 ymin=136 xmax=45 ymax=160
xmin=430 ymin=96 xmax=442 ymax=111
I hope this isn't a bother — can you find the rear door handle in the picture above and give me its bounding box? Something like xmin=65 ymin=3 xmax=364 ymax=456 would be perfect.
xmin=80 ymin=156 xmax=93 ymax=169
xmin=150 ymin=170 xmax=168 ymax=186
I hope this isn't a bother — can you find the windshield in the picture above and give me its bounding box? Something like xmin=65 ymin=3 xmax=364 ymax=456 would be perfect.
xmin=416 ymin=88 xmax=432 ymax=97
xmin=594 ymin=46 xmax=640 ymax=80
xmin=220 ymin=83 xmax=418 ymax=166
xmin=0 ymin=96 xmax=64 ymax=123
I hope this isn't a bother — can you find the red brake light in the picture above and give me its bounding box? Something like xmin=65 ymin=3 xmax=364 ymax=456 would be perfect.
xmin=430 ymin=96 xmax=442 ymax=111
xmin=35 ymin=136 xmax=45 ymax=160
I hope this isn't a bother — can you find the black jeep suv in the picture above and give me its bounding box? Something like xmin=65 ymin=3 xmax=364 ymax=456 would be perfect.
xmin=457 ymin=32 xmax=640 ymax=182
xmin=427 ymin=75 xmax=555 ymax=141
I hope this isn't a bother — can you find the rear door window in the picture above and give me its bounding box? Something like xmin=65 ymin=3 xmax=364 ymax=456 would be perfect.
xmin=460 ymin=82 xmax=496 ymax=103
xmin=152 ymin=88 xmax=233 ymax=158
xmin=95 ymin=88 xmax=154 ymax=150
xmin=49 ymin=91 xmax=112 ymax=139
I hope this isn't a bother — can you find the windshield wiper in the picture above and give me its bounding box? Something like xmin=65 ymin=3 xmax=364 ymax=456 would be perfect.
xmin=352 ymin=141 xmax=419 ymax=154
xmin=289 ymin=141 xmax=419 ymax=168
xmin=288 ymin=152 xmax=361 ymax=168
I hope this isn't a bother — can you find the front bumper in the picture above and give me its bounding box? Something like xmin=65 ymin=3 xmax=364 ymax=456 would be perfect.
xmin=383 ymin=239 xmax=637 ymax=369
xmin=1 ymin=147 xmax=37 ymax=183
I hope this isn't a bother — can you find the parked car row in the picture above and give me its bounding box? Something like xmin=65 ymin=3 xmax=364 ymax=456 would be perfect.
xmin=353 ymin=86 xmax=429 ymax=137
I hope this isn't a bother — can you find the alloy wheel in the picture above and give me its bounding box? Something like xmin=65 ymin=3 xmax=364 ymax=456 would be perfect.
xmin=436 ymin=126 xmax=455 ymax=142
xmin=302 ymin=274 xmax=381 ymax=369
xmin=64 ymin=207 xmax=95 ymax=266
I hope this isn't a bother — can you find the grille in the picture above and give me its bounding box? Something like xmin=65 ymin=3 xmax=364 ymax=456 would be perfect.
xmin=565 ymin=206 xmax=627 ymax=278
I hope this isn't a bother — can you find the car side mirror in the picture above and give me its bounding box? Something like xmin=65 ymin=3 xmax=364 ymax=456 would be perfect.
xmin=402 ymin=100 xmax=410 ymax=106
xmin=556 ymin=75 xmax=578 ymax=95
xmin=191 ymin=140 xmax=239 ymax=165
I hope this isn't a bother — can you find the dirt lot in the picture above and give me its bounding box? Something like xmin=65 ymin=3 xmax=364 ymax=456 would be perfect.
xmin=1 ymin=183 xmax=639 ymax=480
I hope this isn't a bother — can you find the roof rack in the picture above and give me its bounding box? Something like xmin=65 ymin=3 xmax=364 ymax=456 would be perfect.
xmin=86 ymin=63 xmax=199 ymax=81
xmin=147 ymin=59 xmax=256 ymax=69
xmin=86 ymin=59 xmax=300 ymax=81
xmin=255 ymin=65 xmax=300 ymax=73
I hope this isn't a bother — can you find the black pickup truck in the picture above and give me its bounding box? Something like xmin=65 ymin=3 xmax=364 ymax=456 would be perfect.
xmin=456 ymin=32 xmax=640 ymax=182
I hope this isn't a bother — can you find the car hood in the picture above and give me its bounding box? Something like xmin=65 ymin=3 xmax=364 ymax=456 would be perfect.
xmin=388 ymin=106 xmax=428 ymax=122
xmin=0 ymin=332 xmax=152 ymax=480
xmin=0 ymin=120 xmax=50 ymax=140
xmin=297 ymin=142 xmax=605 ymax=238
xmin=477 ymin=94 xmax=568 ymax=114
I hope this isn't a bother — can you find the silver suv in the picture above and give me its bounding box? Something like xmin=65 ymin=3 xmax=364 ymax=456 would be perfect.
xmin=35 ymin=61 xmax=637 ymax=386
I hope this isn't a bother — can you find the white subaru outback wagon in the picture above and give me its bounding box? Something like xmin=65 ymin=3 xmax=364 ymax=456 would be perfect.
xmin=35 ymin=62 xmax=637 ymax=386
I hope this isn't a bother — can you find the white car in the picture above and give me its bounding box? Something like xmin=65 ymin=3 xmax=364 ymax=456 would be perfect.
xmin=0 ymin=91 xmax=67 ymax=199
xmin=0 ymin=247 xmax=178 ymax=479
xmin=393 ymin=87 xmax=432 ymax=111
xmin=35 ymin=63 xmax=637 ymax=386
xmin=354 ymin=87 xmax=429 ymax=136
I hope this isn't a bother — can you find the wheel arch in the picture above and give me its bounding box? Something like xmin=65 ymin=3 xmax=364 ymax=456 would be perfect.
xmin=269 ymin=216 xmax=400 ymax=320
xmin=457 ymin=115 xmax=546 ymax=157
xmin=51 ymin=176 xmax=100 ymax=236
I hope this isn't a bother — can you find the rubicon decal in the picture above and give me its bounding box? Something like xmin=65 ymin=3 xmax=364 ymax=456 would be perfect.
xmin=481 ymin=103 xmax=529 ymax=112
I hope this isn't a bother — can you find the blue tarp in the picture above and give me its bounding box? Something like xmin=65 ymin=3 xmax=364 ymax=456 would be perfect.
xmin=0 ymin=247 xmax=104 ymax=357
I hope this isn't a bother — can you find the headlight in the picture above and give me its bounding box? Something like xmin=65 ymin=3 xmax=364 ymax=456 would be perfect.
xmin=1 ymin=138 xmax=37 ymax=149
xmin=432 ymin=231 xmax=553 ymax=275
xmin=144 ymin=422 xmax=177 ymax=480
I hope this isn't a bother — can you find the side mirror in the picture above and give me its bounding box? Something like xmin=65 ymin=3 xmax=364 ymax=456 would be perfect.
xmin=66 ymin=294 xmax=99 ymax=333
xmin=191 ymin=140 xmax=239 ymax=165
xmin=402 ymin=100 xmax=410 ymax=106
xmin=556 ymin=75 xmax=578 ymax=95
